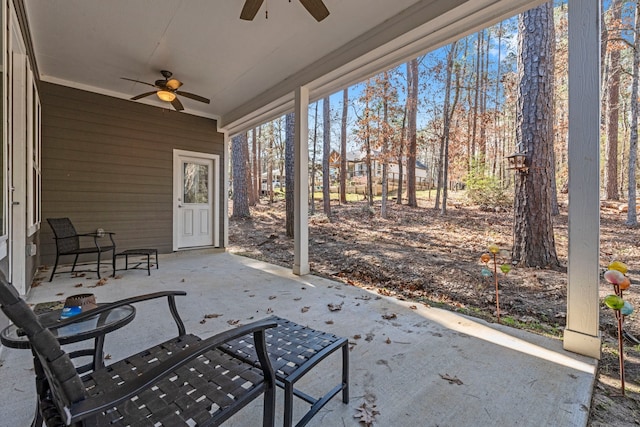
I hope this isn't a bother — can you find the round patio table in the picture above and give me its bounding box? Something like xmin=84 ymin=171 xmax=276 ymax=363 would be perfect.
xmin=1 ymin=304 xmax=136 ymax=427
xmin=1 ymin=303 xmax=135 ymax=370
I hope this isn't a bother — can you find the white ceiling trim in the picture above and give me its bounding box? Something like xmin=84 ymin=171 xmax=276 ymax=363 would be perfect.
xmin=221 ymin=0 xmax=545 ymax=136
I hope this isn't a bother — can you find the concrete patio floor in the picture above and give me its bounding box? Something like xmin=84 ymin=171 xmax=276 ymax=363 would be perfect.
xmin=1 ymin=250 xmax=597 ymax=426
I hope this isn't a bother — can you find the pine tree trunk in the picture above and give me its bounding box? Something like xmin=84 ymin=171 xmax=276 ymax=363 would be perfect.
xmin=366 ymin=134 xmax=373 ymax=206
xmin=252 ymin=128 xmax=258 ymax=202
xmin=604 ymin=0 xmax=622 ymax=201
xmin=471 ymin=31 xmax=482 ymax=164
xmin=232 ymin=133 xmax=250 ymax=218
xmin=267 ymin=122 xmax=274 ymax=203
xmin=434 ymin=129 xmax=443 ymax=211
xmin=479 ymin=30 xmax=488 ymax=162
xmin=311 ymin=101 xmax=319 ymax=215
xmin=340 ymin=88 xmax=348 ymax=204
xmin=381 ymin=72 xmax=390 ymax=219
xmin=285 ymin=112 xmax=295 ymax=237
xmin=257 ymin=126 xmax=262 ymax=200
xmin=244 ymin=132 xmax=256 ymax=207
xmin=627 ymin=2 xmax=639 ymax=226
xmin=440 ymin=42 xmax=458 ymax=215
xmin=513 ymin=2 xmax=558 ymax=267
xmin=396 ymin=106 xmax=406 ymax=205
xmin=407 ymin=59 xmax=418 ymax=207
xmin=322 ymin=96 xmax=332 ymax=216
xmin=493 ymin=23 xmax=503 ymax=177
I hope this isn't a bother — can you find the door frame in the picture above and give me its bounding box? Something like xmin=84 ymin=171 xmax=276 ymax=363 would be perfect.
xmin=8 ymin=3 xmax=28 ymax=291
xmin=172 ymin=149 xmax=220 ymax=251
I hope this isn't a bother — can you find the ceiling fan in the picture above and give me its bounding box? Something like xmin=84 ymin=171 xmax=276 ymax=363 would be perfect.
xmin=240 ymin=0 xmax=329 ymax=22
xmin=121 ymin=70 xmax=210 ymax=112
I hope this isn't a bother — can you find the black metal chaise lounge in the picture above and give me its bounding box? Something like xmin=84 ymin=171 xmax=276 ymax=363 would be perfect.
xmin=47 ymin=218 xmax=116 ymax=281
xmin=0 ymin=277 xmax=277 ymax=426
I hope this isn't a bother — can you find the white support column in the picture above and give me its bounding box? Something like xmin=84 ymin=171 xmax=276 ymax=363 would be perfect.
xmin=564 ymin=0 xmax=601 ymax=359
xmin=293 ymin=86 xmax=310 ymax=275
xmin=223 ymin=133 xmax=230 ymax=248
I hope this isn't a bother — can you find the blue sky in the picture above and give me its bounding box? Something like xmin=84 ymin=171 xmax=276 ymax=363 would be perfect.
xmin=300 ymin=1 xmax=561 ymax=154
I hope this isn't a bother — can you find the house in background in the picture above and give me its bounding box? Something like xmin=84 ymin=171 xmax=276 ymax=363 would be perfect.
xmin=0 ymin=0 xmax=602 ymax=358
xmin=333 ymin=149 xmax=432 ymax=190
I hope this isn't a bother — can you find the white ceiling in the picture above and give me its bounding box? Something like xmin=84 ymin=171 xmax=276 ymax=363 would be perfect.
xmin=24 ymin=0 xmax=543 ymax=135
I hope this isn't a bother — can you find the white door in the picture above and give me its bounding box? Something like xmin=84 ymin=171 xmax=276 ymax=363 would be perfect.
xmin=173 ymin=150 xmax=219 ymax=250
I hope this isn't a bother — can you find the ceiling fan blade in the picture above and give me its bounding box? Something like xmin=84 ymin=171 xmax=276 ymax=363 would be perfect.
xmin=240 ymin=0 xmax=264 ymax=20
xmin=299 ymin=0 xmax=329 ymax=21
xmin=176 ymin=91 xmax=210 ymax=104
xmin=131 ymin=91 xmax=157 ymax=100
xmin=121 ymin=77 xmax=157 ymax=88
xmin=171 ymin=97 xmax=185 ymax=111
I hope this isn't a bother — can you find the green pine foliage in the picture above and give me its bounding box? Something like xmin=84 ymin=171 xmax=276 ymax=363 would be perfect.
xmin=464 ymin=162 xmax=511 ymax=209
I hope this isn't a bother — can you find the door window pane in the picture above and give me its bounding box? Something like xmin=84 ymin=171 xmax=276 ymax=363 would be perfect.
xmin=183 ymin=162 xmax=209 ymax=204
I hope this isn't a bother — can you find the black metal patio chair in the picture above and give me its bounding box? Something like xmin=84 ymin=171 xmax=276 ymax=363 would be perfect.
xmin=0 ymin=276 xmax=277 ymax=426
xmin=47 ymin=218 xmax=116 ymax=281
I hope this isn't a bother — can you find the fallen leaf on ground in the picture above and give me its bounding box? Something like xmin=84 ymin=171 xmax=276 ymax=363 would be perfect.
xmin=104 ymin=354 xmax=111 ymax=360
xmin=409 ymin=305 xmax=417 ymax=310
xmin=95 ymin=278 xmax=108 ymax=287
xmin=73 ymin=283 xmax=83 ymax=288
xmin=269 ymin=295 xmax=277 ymax=300
xmin=113 ymin=275 xmax=122 ymax=279
xmin=199 ymin=319 xmax=206 ymax=324
xmin=439 ymin=373 xmax=463 ymax=385
xmin=382 ymin=313 xmax=397 ymax=320
xmin=294 ymin=297 xmax=302 ymax=301
xmin=56 ymin=292 xmax=64 ymax=296
xmin=385 ymin=337 xmax=391 ymax=344
xmin=325 ymin=320 xmax=334 ymax=325
xmin=328 ymin=302 xmax=344 ymax=311
xmin=354 ymin=402 xmax=380 ymax=426
xmin=266 ymin=308 xmax=274 ymax=314
xmin=227 ymin=319 xmax=240 ymax=325
xmin=301 ymin=306 xmax=310 ymax=313
xmin=204 ymin=313 xmax=222 ymax=319
xmin=353 ymin=334 xmax=361 ymax=340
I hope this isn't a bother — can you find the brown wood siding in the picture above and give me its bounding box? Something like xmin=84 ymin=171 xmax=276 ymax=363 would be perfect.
xmin=39 ymin=82 xmax=225 ymax=266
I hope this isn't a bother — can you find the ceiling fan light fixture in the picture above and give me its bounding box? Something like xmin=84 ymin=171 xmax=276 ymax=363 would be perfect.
xmin=166 ymin=78 xmax=181 ymax=90
xmin=157 ymin=90 xmax=176 ymax=102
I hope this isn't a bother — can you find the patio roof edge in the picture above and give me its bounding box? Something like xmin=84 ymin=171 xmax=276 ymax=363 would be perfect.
xmin=219 ymin=0 xmax=545 ymax=137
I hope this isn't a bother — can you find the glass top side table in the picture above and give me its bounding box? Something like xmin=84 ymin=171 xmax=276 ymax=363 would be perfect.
xmin=1 ymin=304 xmax=136 ymax=371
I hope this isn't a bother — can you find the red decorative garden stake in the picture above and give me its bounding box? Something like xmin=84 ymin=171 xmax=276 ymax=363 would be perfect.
xmin=481 ymin=245 xmax=512 ymax=323
xmin=603 ymin=261 xmax=632 ymax=396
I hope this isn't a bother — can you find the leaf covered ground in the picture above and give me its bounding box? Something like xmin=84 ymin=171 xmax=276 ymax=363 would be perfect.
xmin=228 ymin=192 xmax=640 ymax=426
